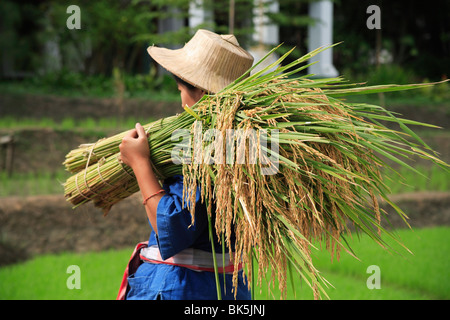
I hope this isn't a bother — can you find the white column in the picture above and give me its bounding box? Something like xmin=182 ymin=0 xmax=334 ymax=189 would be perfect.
xmin=188 ymin=0 xmax=214 ymax=31
xmin=158 ymin=6 xmax=184 ymax=46
xmin=250 ymin=0 xmax=279 ymax=74
xmin=252 ymin=0 xmax=279 ymax=46
xmin=43 ymin=39 xmax=62 ymax=73
xmin=308 ymin=0 xmax=338 ymax=78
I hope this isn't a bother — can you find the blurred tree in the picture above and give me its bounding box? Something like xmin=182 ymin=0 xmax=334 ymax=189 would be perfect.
xmin=333 ymin=0 xmax=450 ymax=81
xmin=0 ymin=0 xmax=45 ymax=78
xmin=267 ymin=0 xmax=316 ymax=58
xmin=44 ymin=0 xmax=159 ymax=75
xmin=130 ymin=0 xmax=192 ymax=46
xmin=208 ymin=0 xmax=253 ymax=43
xmin=2 ymin=0 xmax=447 ymax=82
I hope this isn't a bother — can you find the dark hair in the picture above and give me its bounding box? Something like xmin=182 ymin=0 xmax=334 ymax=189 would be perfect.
xmin=173 ymin=75 xmax=197 ymax=91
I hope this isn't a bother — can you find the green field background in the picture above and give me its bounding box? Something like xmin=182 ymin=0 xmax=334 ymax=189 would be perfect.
xmin=1 ymin=227 xmax=448 ymax=300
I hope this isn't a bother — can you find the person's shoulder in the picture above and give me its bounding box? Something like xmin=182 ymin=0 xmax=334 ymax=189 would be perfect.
xmin=162 ymin=175 xmax=201 ymax=200
xmin=163 ymin=174 xmax=184 ymax=185
xmin=162 ymin=175 xmax=185 ymax=195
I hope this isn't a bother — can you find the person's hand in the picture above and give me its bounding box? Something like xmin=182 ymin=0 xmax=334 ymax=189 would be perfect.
xmin=119 ymin=123 xmax=150 ymax=169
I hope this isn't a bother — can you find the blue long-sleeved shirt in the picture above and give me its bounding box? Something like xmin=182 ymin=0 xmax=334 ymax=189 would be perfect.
xmin=126 ymin=175 xmax=251 ymax=300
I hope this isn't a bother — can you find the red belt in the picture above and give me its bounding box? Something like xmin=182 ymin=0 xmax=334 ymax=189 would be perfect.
xmin=116 ymin=242 xmax=242 ymax=300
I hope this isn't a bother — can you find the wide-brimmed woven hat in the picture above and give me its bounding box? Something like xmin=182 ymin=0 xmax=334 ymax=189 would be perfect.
xmin=147 ymin=29 xmax=254 ymax=94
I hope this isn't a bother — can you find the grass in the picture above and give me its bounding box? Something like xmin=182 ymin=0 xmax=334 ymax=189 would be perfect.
xmin=0 ymin=249 xmax=128 ymax=300
xmin=0 ymin=116 xmax=156 ymax=132
xmin=0 ymin=75 xmax=180 ymax=101
xmin=255 ymin=226 xmax=450 ymax=300
xmin=0 ymin=170 xmax=70 ymax=197
xmin=1 ymin=227 xmax=448 ymax=300
xmin=382 ymin=165 xmax=450 ymax=194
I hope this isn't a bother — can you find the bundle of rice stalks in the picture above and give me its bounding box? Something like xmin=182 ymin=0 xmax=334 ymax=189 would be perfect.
xmin=63 ymin=45 xmax=448 ymax=299
xmin=64 ymin=113 xmax=192 ymax=212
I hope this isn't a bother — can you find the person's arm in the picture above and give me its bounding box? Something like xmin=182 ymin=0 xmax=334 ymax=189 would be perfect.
xmin=119 ymin=123 xmax=208 ymax=259
xmin=119 ymin=123 xmax=163 ymax=234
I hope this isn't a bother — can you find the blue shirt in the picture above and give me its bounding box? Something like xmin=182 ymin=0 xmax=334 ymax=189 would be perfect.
xmin=126 ymin=175 xmax=251 ymax=300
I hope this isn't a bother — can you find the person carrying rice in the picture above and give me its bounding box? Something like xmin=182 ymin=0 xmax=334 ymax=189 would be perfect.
xmin=65 ymin=28 xmax=449 ymax=300
xmin=116 ymin=29 xmax=254 ymax=300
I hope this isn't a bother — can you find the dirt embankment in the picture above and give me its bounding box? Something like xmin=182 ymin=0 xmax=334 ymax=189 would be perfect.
xmin=0 ymin=93 xmax=181 ymax=122
xmin=0 ymin=194 xmax=148 ymax=266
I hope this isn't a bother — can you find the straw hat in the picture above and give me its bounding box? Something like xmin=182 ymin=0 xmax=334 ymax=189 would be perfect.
xmin=147 ymin=29 xmax=254 ymax=94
